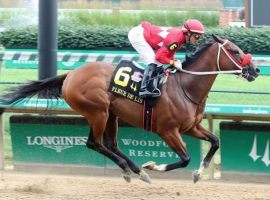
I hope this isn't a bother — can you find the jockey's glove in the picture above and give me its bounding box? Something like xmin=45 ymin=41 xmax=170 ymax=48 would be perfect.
xmin=174 ymin=59 xmax=182 ymax=70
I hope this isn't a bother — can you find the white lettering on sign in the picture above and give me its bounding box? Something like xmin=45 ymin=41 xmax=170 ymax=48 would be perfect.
xmin=13 ymin=60 xmax=38 ymax=64
xmin=128 ymin=149 xmax=177 ymax=158
xmin=121 ymin=139 xmax=168 ymax=147
xmin=26 ymin=136 xmax=88 ymax=153
xmin=121 ymin=139 xmax=175 ymax=158
xmin=243 ymin=109 xmax=268 ymax=114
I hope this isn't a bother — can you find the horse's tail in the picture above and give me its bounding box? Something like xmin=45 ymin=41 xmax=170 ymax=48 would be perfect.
xmin=0 ymin=73 xmax=68 ymax=105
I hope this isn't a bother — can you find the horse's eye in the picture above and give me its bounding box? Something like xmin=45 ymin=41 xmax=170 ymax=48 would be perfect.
xmin=232 ymin=50 xmax=240 ymax=55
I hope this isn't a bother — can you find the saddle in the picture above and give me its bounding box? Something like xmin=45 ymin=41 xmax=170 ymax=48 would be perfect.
xmin=109 ymin=60 xmax=175 ymax=131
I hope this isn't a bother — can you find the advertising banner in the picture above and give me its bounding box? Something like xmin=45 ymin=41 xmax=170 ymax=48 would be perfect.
xmin=10 ymin=115 xmax=201 ymax=170
xmin=220 ymin=122 xmax=270 ymax=173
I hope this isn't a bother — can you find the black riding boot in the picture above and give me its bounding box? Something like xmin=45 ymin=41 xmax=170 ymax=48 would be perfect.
xmin=139 ymin=63 xmax=161 ymax=98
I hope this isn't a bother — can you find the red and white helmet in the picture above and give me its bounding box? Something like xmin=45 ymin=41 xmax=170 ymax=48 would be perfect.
xmin=183 ymin=19 xmax=205 ymax=34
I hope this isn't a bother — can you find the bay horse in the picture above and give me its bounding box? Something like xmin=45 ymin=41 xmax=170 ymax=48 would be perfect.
xmin=0 ymin=35 xmax=259 ymax=183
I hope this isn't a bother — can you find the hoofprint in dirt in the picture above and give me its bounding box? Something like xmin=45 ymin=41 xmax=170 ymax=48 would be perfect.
xmin=0 ymin=170 xmax=270 ymax=200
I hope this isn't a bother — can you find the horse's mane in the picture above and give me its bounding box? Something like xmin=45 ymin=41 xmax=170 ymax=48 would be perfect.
xmin=182 ymin=41 xmax=215 ymax=68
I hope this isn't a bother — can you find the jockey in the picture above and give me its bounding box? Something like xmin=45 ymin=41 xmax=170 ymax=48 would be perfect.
xmin=128 ymin=19 xmax=205 ymax=98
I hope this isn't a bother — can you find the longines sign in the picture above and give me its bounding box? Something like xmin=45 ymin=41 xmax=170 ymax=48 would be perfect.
xmin=25 ymin=136 xmax=179 ymax=158
xmin=10 ymin=116 xmax=201 ymax=169
xmin=26 ymin=136 xmax=88 ymax=153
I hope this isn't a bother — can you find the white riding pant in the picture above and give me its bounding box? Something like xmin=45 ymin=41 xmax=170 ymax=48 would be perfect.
xmin=128 ymin=25 xmax=162 ymax=67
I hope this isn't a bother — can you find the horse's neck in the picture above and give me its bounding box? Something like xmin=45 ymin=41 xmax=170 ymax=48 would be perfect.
xmin=178 ymin=55 xmax=217 ymax=104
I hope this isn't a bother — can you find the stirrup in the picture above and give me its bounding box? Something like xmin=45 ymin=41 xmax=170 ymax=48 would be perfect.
xmin=152 ymin=88 xmax=161 ymax=97
xmin=139 ymin=88 xmax=160 ymax=98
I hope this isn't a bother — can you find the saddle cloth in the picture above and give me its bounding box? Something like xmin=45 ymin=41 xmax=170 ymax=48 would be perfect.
xmin=109 ymin=60 xmax=174 ymax=132
xmin=109 ymin=60 xmax=164 ymax=104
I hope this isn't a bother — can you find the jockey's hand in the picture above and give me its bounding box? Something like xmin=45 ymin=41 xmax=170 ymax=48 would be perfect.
xmin=174 ymin=60 xmax=182 ymax=70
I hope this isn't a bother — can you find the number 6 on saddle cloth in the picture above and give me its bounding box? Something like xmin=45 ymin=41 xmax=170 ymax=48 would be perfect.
xmin=109 ymin=60 xmax=167 ymax=131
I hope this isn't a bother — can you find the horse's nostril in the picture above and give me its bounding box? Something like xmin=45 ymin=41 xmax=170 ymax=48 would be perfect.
xmin=256 ymin=68 xmax=260 ymax=73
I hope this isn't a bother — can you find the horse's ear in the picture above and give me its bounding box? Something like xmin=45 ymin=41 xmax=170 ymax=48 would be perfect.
xmin=212 ymin=34 xmax=222 ymax=43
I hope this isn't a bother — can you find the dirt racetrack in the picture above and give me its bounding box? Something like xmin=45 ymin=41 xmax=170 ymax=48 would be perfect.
xmin=0 ymin=170 xmax=270 ymax=200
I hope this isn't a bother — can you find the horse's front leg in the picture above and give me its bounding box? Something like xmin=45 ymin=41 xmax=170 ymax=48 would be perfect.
xmin=142 ymin=128 xmax=191 ymax=172
xmin=185 ymin=124 xmax=219 ymax=183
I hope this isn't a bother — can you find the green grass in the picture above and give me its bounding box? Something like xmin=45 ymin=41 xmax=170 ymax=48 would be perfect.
xmin=209 ymin=75 xmax=270 ymax=105
xmin=1 ymin=67 xmax=269 ymax=104
xmin=0 ymin=9 xmax=219 ymax=28
xmin=1 ymin=68 xmax=268 ymax=88
xmin=0 ymin=68 xmax=67 ymax=82
xmin=61 ymin=10 xmax=219 ymax=27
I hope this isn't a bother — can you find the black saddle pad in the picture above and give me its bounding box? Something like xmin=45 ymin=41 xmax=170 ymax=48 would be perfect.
xmin=109 ymin=60 xmax=165 ymax=104
xmin=109 ymin=60 xmax=145 ymax=104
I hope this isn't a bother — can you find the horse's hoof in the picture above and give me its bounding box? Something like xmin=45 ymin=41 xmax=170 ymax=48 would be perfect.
xmin=142 ymin=161 xmax=156 ymax=170
xmin=139 ymin=170 xmax=151 ymax=184
xmin=122 ymin=171 xmax=132 ymax=183
xmin=192 ymin=170 xmax=201 ymax=184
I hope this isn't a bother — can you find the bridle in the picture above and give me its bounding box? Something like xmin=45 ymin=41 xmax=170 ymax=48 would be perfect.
xmin=176 ymin=40 xmax=252 ymax=75
xmin=176 ymin=40 xmax=253 ymax=105
xmin=217 ymin=40 xmax=252 ymax=73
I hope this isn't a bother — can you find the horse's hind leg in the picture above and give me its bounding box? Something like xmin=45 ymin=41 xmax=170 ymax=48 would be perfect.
xmin=103 ymin=112 xmax=151 ymax=183
xmin=85 ymin=113 xmax=132 ymax=182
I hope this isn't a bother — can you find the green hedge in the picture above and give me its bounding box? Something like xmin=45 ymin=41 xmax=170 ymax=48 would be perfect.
xmin=1 ymin=25 xmax=270 ymax=53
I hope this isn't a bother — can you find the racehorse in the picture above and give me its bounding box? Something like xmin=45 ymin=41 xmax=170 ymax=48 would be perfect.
xmin=0 ymin=35 xmax=259 ymax=183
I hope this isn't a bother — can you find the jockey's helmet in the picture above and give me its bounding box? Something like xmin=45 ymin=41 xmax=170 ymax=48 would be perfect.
xmin=183 ymin=19 xmax=205 ymax=35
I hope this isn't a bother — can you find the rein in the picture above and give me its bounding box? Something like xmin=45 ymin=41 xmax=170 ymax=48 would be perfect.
xmin=181 ymin=84 xmax=201 ymax=105
xmin=177 ymin=40 xmax=251 ymax=75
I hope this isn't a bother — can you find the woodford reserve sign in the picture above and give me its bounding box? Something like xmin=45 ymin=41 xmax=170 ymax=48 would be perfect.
xmin=10 ymin=115 xmax=201 ymax=169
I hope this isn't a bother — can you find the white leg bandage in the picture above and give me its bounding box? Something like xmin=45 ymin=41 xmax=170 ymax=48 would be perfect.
xmin=198 ymin=162 xmax=205 ymax=175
